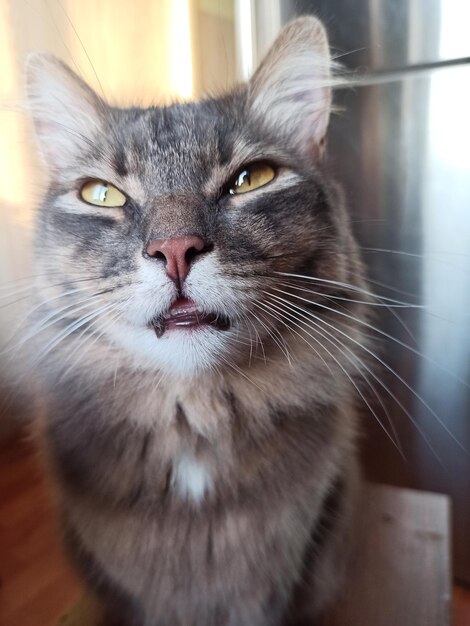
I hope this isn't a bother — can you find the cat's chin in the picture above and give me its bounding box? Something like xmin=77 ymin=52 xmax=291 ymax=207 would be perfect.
xmin=108 ymin=319 xmax=234 ymax=378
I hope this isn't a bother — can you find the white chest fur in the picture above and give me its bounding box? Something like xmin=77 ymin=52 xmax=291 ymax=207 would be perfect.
xmin=171 ymin=453 xmax=213 ymax=503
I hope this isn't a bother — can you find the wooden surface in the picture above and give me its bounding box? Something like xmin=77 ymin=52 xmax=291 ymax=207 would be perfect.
xmin=0 ymin=437 xmax=83 ymax=626
xmin=319 ymin=483 xmax=451 ymax=626
xmin=55 ymin=596 xmax=105 ymax=626
xmin=0 ymin=436 xmax=464 ymax=626
xmin=56 ymin=484 xmax=452 ymax=626
xmin=453 ymin=585 xmax=470 ymax=626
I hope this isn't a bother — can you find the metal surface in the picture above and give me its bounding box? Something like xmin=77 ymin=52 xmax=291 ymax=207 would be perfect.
xmin=329 ymin=64 xmax=470 ymax=583
xmin=251 ymin=0 xmax=470 ymax=580
xmin=286 ymin=0 xmax=470 ymax=70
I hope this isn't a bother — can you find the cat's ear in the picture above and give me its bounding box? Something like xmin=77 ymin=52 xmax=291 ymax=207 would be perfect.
xmin=26 ymin=53 xmax=106 ymax=171
xmin=248 ymin=16 xmax=333 ymax=159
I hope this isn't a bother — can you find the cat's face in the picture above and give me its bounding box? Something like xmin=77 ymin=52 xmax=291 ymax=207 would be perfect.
xmin=27 ymin=18 xmax=361 ymax=377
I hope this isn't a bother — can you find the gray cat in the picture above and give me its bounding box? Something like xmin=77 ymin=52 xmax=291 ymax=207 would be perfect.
xmin=26 ymin=16 xmax=368 ymax=626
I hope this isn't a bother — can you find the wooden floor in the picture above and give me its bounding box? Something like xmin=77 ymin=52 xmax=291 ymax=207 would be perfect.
xmin=0 ymin=435 xmax=83 ymax=626
xmin=1 ymin=434 xmax=470 ymax=626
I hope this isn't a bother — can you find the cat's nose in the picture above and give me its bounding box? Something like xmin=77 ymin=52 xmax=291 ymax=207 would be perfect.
xmin=145 ymin=235 xmax=209 ymax=282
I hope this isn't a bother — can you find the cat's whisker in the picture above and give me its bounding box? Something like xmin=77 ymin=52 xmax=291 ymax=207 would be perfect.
xmin=269 ymin=286 xmax=470 ymax=391
xmin=151 ymin=369 xmax=169 ymax=397
xmin=263 ymin=296 xmax=403 ymax=455
xmin=276 ymin=280 xmax=422 ymax=308
xmin=113 ymin=351 xmax=120 ymax=389
xmin=247 ymin=306 xmax=293 ymax=366
xmin=379 ymin=305 xmax=418 ymax=346
xmin=0 ymin=291 xmax=39 ymax=312
xmin=245 ymin=315 xmax=267 ymax=365
xmin=244 ymin=316 xmax=255 ymax=367
xmin=274 ymin=272 xmax=420 ymax=307
xmin=58 ymin=310 xmax=123 ymax=381
xmin=305 ymin=316 xmax=427 ymax=464
xmin=266 ymin=291 xmax=467 ymax=454
xmin=365 ymin=276 xmax=420 ymax=299
xmin=218 ymin=353 xmax=266 ymax=393
xmin=264 ymin=297 xmax=421 ymax=461
xmin=266 ymin=262 xmax=420 ymax=301
xmin=253 ymin=300 xmax=332 ymax=377
xmin=0 ymin=269 xmax=68 ymax=289
xmin=278 ymin=279 xmax=419 ymax=345
xmin=360 ymin=246 xmax=470 ymax=259
xmin=56 ymin=0 xmax=107 ymax=101
xmin=251 ymin=310 xmax=292 ymax=367
xmin=226 ymin=327 xmax=257 ymax=350
xmin=2 ymin=286 xmax=120 ymax=355
xmin=1 ymin=287 xmax=110 ymax=355
xmin=278 ymin=300 xmax=449 ymax=465
xmin=27 ymin=290 xmax=109 ymax=332
xmin=0 ymin=283 xmax=39 ymax=299
xmin=345 ymin=351 xmax=405 ymax=458
xmin=277 ymin=275 xmax=459 ymax=334
xmin=242 ymin=316 xmax=263 ymax=365
xmin=262 ymin=297 xmax=388 ymax=427
xmin=264 ymin=294 xmax=452 ymax=468
xmin=31 ymin=301 xmax=121 ymax=369
xmin=332 ymin=46 xmax=370 ymax=61
xmin=360 ymin=246 xmax=470 ymax=279
xmin=0 ymin=274 xmax=108 ymax=312
xmin=259 ymin=296 xmax=405 ymax=455
xmin=20 ymin=276 xmax=134 ymax=337
xmin=251 ymin=302 xmax=298 ymax=366
xmin=7 ymin=301 xmax=122 ymax=394
xmin=227 ymin=332 xmax=263 ymax=357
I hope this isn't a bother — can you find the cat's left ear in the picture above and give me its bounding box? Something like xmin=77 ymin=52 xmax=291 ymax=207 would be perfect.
xmin=26 ymin=53 xmax=106 ymax=172
xmin=248 ymin=16 xmax=333 ymax=160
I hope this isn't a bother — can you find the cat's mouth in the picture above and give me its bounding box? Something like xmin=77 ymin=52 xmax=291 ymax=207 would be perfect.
xmin=150 ymin=298 xmax=231 ymax=338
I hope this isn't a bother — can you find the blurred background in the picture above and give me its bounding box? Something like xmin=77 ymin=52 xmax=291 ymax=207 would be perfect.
xmin=0 ymin=0 xmax=469 ymax=614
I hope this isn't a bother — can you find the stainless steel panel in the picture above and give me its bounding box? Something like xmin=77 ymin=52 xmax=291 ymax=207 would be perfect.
xmin=250 ymin=0 xmax=470 ymax=583
xmin=327 ymin=66 xmax=470 ymax=581
xmin=263 ymin=0 xmax=470 ymax=581
xmin=281 ymin=0 xmax=470 ymax=70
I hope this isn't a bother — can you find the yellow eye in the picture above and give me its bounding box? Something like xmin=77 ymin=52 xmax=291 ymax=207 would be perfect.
xmin=80 ymin=180 xmax=127 ymax=207
xmin=229 ymin=163 xmax=276 ymax=195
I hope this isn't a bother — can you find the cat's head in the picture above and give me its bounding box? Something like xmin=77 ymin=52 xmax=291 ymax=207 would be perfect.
xmin=26 ymin=16 xmax=362 ymax=378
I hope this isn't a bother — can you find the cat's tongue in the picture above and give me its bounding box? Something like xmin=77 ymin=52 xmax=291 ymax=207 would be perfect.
xmin=151 ymin=298 xmax=229 ymax=338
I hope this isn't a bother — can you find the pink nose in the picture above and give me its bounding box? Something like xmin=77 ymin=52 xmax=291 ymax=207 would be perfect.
xmin=146 ymin=235 xmax=207 ymax=282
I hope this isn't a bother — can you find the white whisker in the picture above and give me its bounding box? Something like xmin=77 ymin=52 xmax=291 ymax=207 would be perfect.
xmin=279 ymin=278 xmax=419 ymax=345
xmin=270 ymin=286 xmax=470 ymax=391
xmin=59 ymin=310 xmax=123 ymax=380
xmin=274 ymin=271 xmax=419 ymax=307
xmin=248 ymin=306 xmax=293 ymax=366
xmin=262 ymin=296 xmax=405 ymax=456
xmin=277 ymin=280 xmax=422 ymax=308
xmin=267 ymin=290 xmax=466 ymax=455
xmin=31 ymin=301 xmax=120 ymax=367
xmin=3 ymin=291 xmax=113 ymax=357
xmin=254 ymin=300 xmax=334 ymax=377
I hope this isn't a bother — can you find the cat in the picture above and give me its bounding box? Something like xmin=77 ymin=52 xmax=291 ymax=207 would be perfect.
xmin=25 ymin=15 xmax=369 ymax=626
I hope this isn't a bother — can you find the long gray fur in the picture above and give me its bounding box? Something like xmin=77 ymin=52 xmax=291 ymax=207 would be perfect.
xmin=25 ymin=16 xmax=368 ymax=626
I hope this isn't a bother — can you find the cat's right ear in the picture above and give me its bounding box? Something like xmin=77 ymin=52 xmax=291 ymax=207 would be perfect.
xmin=248 ymin=16 xmax=334 ymax=161
xmin=26 ymin=53 xmax=106 ymax=172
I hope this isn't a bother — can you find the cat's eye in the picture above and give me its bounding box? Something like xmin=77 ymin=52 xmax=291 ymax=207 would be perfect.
xmin=80 ymin=180 xmax=127 ymax=207
xmin=229 ymin=163 xmax=276 ymax=195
